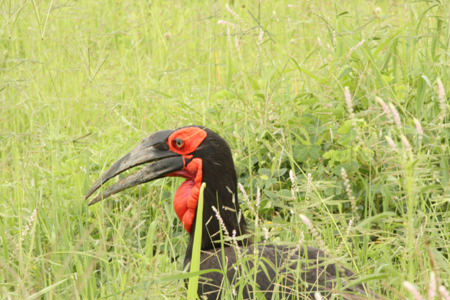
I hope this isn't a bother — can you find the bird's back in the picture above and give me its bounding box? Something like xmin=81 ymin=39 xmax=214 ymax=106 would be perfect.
xmin=189 ymin=244 xmax=372 ymax=300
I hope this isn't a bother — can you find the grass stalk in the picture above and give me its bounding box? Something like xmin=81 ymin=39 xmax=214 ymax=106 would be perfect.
xmin=187 ymin=182 xmax=206 ymax=300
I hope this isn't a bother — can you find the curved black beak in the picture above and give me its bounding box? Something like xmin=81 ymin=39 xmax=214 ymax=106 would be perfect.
xmin=85 ymin=130 xmax=184 ymax=206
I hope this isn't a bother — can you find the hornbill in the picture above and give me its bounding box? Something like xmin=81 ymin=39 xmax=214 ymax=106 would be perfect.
xmin=86 ymin=126 xmax=373 ymax=300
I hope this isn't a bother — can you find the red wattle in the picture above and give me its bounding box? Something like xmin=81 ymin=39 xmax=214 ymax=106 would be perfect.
xmin=171 ymin=158 xmax=203 ymax=233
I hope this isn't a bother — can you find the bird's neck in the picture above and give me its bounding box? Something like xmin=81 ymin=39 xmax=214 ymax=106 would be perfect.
xmin=182 ymin=159 xmax=248 ymax=261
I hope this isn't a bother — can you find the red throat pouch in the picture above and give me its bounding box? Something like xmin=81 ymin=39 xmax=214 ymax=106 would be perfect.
xmin=172 ymin=158 xmax=203 ymax=233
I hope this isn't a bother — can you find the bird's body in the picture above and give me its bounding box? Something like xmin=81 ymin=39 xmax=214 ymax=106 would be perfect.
xmin=194 ymin=244 xmax=367 ymax=299
xmin=86 ymin=126 xmax=373 ymax=299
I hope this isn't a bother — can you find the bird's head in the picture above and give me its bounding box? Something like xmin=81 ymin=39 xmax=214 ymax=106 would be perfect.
xmin=86 ymin=126 xmax=247 ymax=250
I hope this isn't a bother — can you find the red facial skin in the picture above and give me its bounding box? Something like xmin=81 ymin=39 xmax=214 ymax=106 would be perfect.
xmin=167 ymin=127 xmax=207 ymax=232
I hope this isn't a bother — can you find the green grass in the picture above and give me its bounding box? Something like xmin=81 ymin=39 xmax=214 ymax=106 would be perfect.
xmin=187 ymin=182 xmax=205 ymax=299
xmin=1 ymin=0 xmax=449 ymax=299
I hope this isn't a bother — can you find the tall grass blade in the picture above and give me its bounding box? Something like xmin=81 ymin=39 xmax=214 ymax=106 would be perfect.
xmin=187 ymin=182 xmax=206 ymax=300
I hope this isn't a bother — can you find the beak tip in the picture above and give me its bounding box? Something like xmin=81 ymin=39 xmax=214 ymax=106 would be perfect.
xmin=88 ymin=197 xmax=100 ymax=206
xmin=85 ymin=180 xmax=103 ymax=203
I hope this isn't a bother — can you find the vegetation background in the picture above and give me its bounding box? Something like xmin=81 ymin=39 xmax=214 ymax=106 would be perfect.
xmin=1 ymin=0 xmax=449 ymax=299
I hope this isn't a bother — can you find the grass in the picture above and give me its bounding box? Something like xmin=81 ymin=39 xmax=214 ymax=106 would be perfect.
xmin=187 ymin=182 xmax=205 ymax=299
xmin=1 ymin=0 xmax=449 ymax=299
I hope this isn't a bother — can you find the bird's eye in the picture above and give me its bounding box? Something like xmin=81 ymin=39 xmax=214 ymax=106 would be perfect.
xmin=174 ymin=138 xmax=184 ymax=148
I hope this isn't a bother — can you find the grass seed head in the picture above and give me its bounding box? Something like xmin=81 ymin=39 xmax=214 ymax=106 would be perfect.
xmin=400 ymin=134 xmax=412 ymax=152
xmin=439 ymin=285 xmax=450 ymax=300
xmin=211 ymin=206 xmax=230 ymax=237
xmin=437 ymin=78 xmax=447 ymax=121
xmin=255 ymin=188 xmax=261 ymax=209
xmin=376 ymin=97 xmax=393 ymax=123
xmin=300 ymin=214 xmax=328 ymax=253
xmin=403 ymin=281 xmax=426 ymax=300
xmin=258 ymin=29 xmax=264 ymax=44
xmin=238 ymin=183 xmax=249 ymax=203
xmin=263 ymin=227 xmax=269 ymax=243
xmin=388 ymin=103 xmax=402 ymax=129
xmin=217 ymin=20 xmax=237 ymax=28
xmin=347 ymin=39 xmax=365 ymax=57
xmin=344 ymin=87 xmax=355 ymax=119
xmin=225 ymin=4 xmax=240 ymax=19
xmin=341 ymin=168 xmax=359 ymax=221
xmin=413 ymin=118 xmax=424 ymax=141
xmin=305 ymin=173 xmax=312 ymax=200
xmin=428 ymin=272 xmax=436 ymax=300
xmin=317 ymin=37 xmax=323 ymax=47
xmin=385 ymin=136 xmax=398 ymax=151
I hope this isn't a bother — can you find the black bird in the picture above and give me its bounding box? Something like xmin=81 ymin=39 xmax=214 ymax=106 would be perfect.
xmin=86 ymin=126 xmax=373 ymax=300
